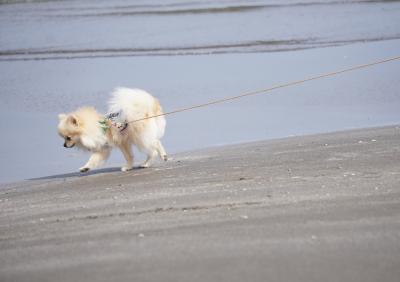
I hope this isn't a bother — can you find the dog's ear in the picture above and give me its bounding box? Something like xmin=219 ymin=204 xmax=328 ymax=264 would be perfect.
xmin=58 ymin=113 xmax=67 ymax=120
xmin=67 ymin=115 xmax=79 ymax=127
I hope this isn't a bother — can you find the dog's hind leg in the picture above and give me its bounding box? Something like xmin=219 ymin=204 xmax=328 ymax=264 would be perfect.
xmin=156 ymin=140 xmax=168 ymax=161
xmin=140 ymin=149 xmax=156 ymax=168
xmin=80 ymin=148 xmax=111 ymax=173
xmin=119 ymin=143 xmax=134 ymax=172
xmin=139 ymin=139 xmax=167 ymax=168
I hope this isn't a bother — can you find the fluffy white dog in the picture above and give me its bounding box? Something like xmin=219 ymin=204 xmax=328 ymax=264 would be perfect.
xmin=58 ymin=87 xmax=167 ymax=172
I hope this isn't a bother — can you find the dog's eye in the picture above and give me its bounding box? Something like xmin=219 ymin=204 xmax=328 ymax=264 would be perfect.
xmin=66 ymin=136 xmax=71 ymax=141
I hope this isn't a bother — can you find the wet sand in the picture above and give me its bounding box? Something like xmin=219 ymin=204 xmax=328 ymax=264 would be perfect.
xmin=0 ymin=39 xmax=399 ymax=183
xmin=1 ymin=0 xmax=400 ymax=183
xmin=1 ymin=125 xmax=400 ymax=282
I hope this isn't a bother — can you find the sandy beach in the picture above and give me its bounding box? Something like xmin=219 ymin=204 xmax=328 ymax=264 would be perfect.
xmin=1 ymin=125 xmax=400 ymax=282
xmin=1 ymin=1 xmax=400 ymax=280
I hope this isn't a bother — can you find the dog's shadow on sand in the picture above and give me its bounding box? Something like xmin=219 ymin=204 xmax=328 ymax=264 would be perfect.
xmin=30 ymin=167 xmax=140 ymax=181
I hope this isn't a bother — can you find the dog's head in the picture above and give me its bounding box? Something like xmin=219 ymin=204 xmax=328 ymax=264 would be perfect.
xmin=57 ymin=113 xmax=82 ymax=148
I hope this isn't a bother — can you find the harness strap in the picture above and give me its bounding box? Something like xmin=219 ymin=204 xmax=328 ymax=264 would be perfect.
xmin=99 ymin=111 xmax=128 ymax=134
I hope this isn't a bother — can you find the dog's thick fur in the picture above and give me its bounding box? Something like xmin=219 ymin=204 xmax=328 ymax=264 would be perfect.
xmin=58 ymin=87 xmax=167 ymax=172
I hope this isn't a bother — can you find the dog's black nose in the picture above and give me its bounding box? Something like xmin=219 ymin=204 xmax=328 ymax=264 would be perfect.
xmin=63 ymin=143 xmax=67 ymax=148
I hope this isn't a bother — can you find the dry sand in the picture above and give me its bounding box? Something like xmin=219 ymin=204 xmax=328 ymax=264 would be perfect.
xmin=1 ymin=125 xmax=400 ymax=282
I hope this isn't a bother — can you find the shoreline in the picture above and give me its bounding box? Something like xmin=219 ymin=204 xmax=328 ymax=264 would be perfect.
xmin=1 ymin=124 xmax=400 ymax=281
xmin=0 ymin=123 xmax=397 ymax=187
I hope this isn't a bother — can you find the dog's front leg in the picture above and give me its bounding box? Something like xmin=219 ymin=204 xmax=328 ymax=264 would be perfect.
xmin=80 ymin=148 xmax=111 ymax=173
xmin=119 ymin=143 xmax=134 ymax=172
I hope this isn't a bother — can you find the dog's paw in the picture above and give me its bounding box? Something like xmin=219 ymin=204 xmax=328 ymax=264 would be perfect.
xmin=139 ymin=163 xmax=150 ymax=169
xmin=121 ymin=166 xmax=133 ymax=172
xmin=79 ymin=167 xmax=90 ymax=173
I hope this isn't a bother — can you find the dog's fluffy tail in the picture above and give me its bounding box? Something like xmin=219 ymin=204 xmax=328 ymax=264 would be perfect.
xmin=108 ymin=87 xmax=166 ymax=138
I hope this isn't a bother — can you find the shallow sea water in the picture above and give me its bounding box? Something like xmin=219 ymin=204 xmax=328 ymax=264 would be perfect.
xmin=0 ymin=0 xmax=400 ymax=183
